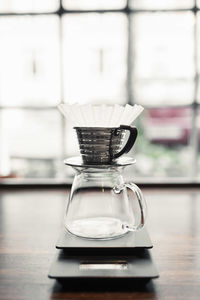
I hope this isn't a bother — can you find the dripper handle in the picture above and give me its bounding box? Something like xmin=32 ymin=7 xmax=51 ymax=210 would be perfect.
xmin=112 ymin=125 xmax=138 ymax=159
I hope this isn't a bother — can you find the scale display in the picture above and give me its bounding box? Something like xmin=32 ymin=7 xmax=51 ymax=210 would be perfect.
xmin=79 ymin=261 xmax=128 ymax=270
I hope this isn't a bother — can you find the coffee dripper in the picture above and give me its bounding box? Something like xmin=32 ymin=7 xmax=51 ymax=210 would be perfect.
xmin=64 ymin=125 xmax=147 ymax=240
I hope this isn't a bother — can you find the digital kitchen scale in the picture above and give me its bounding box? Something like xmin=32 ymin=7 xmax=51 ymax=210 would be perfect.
xmin=48 ymin=228 xmax=159 ymax=285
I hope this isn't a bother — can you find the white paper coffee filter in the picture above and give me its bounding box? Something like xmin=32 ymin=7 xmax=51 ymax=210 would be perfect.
xmin=58 ymin=103 xmax=144 ymax=127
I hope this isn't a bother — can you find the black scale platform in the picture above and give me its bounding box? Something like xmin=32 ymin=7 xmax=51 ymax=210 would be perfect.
xmin=48 ymin=228 xmax=159 ymax=285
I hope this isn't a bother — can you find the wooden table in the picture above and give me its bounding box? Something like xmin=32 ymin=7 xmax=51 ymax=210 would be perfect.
xmin=0 ymin=187 xmax=200 ymax=300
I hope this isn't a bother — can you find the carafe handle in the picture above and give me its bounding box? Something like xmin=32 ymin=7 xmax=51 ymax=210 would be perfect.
xmin=112 ymin=125 xmax=138 ymax=159
xmin=113 ymin=182 xmax=147 ymax=231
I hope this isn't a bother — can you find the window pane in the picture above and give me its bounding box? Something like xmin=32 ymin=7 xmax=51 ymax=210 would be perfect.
xmin=0 ymin=0 xmax=59 ymax=12
xmin=65 ymin=122 xmax=80 ymax=157
xmin=131 ymin=107 xmax=193 ymax=178
xmin=131 ymin=0 xmax=194 ymax=9
xmin=63 ymin=0 xmax=126 ymax=10
xmin=197 ymin=79 xmax=200 ymax=103
xmin=0 ymin=16 xmax=60 ymax=107
xmin=198 ymin=107 xmax=200 ymax=178
xmin=63 ymin=14 xmax=127 ymax=104
xmin=0 ymin=109 xmax=62 ymax=178
xmin=132 ymin=12 xmax=194 ymax=106
xmin=134 ymin=80 xmax=194 ymax=106
xmin=197 ymin=12 xmax=200 ymax=103
xmin=133 ymin=13 xmax=194 ymax=79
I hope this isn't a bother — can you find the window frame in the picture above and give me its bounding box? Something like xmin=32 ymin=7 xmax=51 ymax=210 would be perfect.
xmin=0 ymin=0 xmax=199 ymax=187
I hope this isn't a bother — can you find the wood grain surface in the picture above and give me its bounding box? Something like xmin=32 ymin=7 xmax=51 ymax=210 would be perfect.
xmin=0 ymin=187 xmax=200 ymax=300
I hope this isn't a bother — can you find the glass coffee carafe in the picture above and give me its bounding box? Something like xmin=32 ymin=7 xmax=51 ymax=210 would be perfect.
xmin=64 ymin=157 xmax=147 ymax=240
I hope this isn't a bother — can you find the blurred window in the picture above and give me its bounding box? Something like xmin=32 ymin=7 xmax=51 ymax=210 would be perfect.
xmin=0 ymin=0 xmax=199 ymax=182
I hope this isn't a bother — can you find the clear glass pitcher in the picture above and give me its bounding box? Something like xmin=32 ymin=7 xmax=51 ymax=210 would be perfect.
xmin=64 ymin=157 xmax=147 ymax=240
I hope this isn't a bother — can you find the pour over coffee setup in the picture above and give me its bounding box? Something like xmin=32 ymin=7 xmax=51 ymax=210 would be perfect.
xmin=48 ymin=104 xmax=159 ymax=285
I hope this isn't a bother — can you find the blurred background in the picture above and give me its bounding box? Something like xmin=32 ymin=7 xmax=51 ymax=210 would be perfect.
xmin=0 ymin=0 xmax=200 ymax=183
